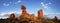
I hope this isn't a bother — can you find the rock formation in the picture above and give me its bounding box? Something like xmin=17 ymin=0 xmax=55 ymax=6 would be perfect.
xmin=20 ymin=5 xmax=29 ymax=18
xmin=38 ymin=9 xmax=44 ymax=19
xmin=9 ymin=13 xmax=15 ymax=20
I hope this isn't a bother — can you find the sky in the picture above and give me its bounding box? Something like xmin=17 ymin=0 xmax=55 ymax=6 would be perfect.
xmin=0 ymin=0 xmax=60 ymax=19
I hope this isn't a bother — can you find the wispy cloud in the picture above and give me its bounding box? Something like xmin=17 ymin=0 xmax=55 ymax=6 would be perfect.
xmin=41 ymin=2 xmax=48 ymax=9
xmin=41 ymin=2 xmax=52 ymax=9
xmin=48 ymin=2 xmax=52 ymax=4
xmin=3 ymin=3 xmax=10 ymax=6
xmin=15 ymin=0 xmax=21 ymax=4
xmin=3 ymin=0 xmax=21 ymax=6
xmin=45 ymin=2 xmax=52 ymax=5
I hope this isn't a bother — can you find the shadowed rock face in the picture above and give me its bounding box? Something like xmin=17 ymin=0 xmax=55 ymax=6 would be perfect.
xmin=9 ymin=13 xmax=15 ymax=20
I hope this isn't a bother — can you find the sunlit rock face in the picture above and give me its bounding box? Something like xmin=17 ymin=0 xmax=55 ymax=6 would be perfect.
xmin=20 ymin=5 xmax=37 ymax=21
xmin=9 ymin=13 xmax=15 ymax=20
xmin=29 ymin=14 xmax=37 ymax=20
xmin=17 ymin=16 xmax=20 ymax=21
xmin=21 ymin=5 xmax=26 ymax=11
xmin=38 ymin=9 xmax=44 ymax=19
xmin=21 ymin=5 xmax=27 ymax=15
xmin=20 ymin=5 xmax=29 ymax=18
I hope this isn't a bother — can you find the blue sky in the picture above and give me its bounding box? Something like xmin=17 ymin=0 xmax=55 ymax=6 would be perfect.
xmin=0 ymin=0 xmax=60 ymax=19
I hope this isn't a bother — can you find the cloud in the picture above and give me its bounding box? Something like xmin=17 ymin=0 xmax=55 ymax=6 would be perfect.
xmin=41 ymin=2 xmax=52 ymax=9
xmin=0 ymin=17 xmax=8 ymax=19
xmin=0 ymin=12 xmax=9 ymax=19
xmin=45 ymin=2 xmax=52 ymax=5
xmin=0 ymin=11 xmax=21 ymax=19
xmin=48 ymin=13 xmax=60 ymax=14
xmin=41 ymin=2 xmax=45 ymax=6
xmin=15 ymin=0 xmax=21 ymax=4
xmin=41 ymin=2 xmax=48 ymax=9
xmin=44 ymin=12 xmax=60 ymax=15
xmin=18 ymin=0 xmax=21 ymax=2
xmin=44 ymin=12 xmax=60 ymax=19
xmin=0 ymin=12 xmax=6 ymax=16
xmin=8 ymin=11 xmax=21 ymax=14
xmin=48 ymin=2 xmax=52 ymax=4
xmin=3 ymin=3 xmax=10 ymax=6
